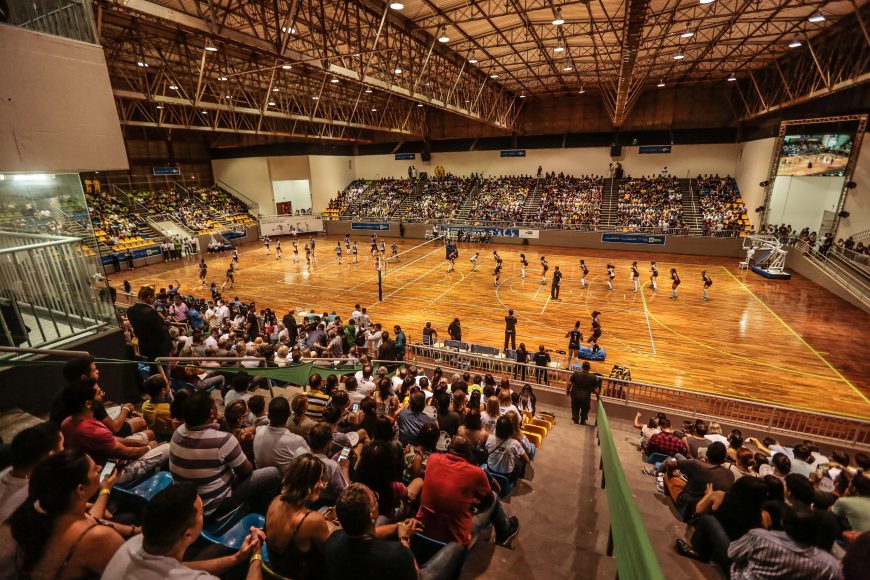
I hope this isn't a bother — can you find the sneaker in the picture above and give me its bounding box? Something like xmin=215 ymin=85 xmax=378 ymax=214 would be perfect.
xmin=643 ymin=465 xmax=658 ymax=476
xmin=656 ymin=475 xmax=665 ymax=493
xmin=497 ymin=517 xmax=520 ymax=547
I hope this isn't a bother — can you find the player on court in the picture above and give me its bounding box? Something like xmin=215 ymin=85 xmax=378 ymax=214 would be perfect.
xmin=335 ymin=243 xmax=343 ymax=264
xmin=565 ymin=321 xmax=583 ymax=367
xmin=631 ymin=261 xmax=640 ymax=293
xmin=606 ymin=264 xmax=615 ymax=290
xmin=579 ymin=259 xmax=589 ymax=288
xmin=702 ymin=270 xmax=713 ymax=301
xmin=263 ymin=236 xmax=270 ymax=255
xmin=309 ymin=236 xmax=316 ymax=256
xmin=493 ymin=260 xmax=503 ymax=287
xmin=352 ymin=241 xmax=359 ymax=263
xmin=344 ymin=234 xmax=350 ymax=250
xmin=221 ymin=263 xmax=235 ymax=291
xmin=198 ymin=258 xmax=208 ymax=286
xmin=391 ymin=242 xmax=399 ymax=262
xmin=670 ymin=268 xmax=681 ymax=299
xmin=520 ymin=253 xmax=528 ymax=278
xmin=649 ymin=261 xmax=659 ymax=292
xmin=447 ymin=248 xmax=458 ymax=272
xmin=305 ymin=243 xmax=311 ymax=266
xmin=275 ymin=239 xmax=282 ymax=260
xmin=589 ymin=311 xmax=602 ymax=353
xmin=470 ymin=252 xmax=479 ymax=272
xmin=540 ymin=256 xmax=549 ymax=285
xmin=292 ymin=240 xmax=299 ymax=262
xmin=232 ymin=248 xmax=239 ymax=266
xmin=370 ymin=236 xmax=378 ymax=256
xmin=379 ymin=240 xmax=386 ymax=255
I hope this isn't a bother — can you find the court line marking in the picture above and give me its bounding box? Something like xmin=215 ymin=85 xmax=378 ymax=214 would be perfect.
xmin=721 ymin=266 xmax=870 ymax=406
xmin=540 ymin=295 xmax=552 ymax=315
xmin=429 ymin=267 xmax=469 ymax=305
xmin=638 ymin=281 xmax=657 ymax=355
xmin=340 ymin=242 xmax=445 ymax=294
xmin=368 ymin=258 xmax=450 ymax=309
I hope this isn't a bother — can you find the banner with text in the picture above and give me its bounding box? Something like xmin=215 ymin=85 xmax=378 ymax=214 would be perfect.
xmin=351 ymin=222 xmax=390 ymax=231
xmin=260 ymin=214 xmax=324 ymax=237
xmin=601 ymin=233 xmax=666 ymax=245
xmin=441 ymin=225 xmax=539 ymax=239
xmin=100 ymin=244 xmax=162 ymax=265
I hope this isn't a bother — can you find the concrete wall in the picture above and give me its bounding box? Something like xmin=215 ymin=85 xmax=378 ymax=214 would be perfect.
xmin=734 ymin=137 xmax=776 ymax=228
xmin=785 ymin=251 xmax=869 ymax=313
xmin=211 ymin=156 xmax=274 ymax=212
xmin=767 ymin=176 xmax=843 ymax=233
xmin=309 ymin=155 xmax=356 ymax=213
xmin=839 ymin=139 xmax=870 ymax=239
xmin=0 ymin=26 xmax=127 ymax=172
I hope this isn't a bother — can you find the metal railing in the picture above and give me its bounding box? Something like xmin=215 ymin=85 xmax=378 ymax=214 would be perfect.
xmin=0 ymin=231 xmax=115 ymax=353
xmin=831 ymin=246 xmax=870 ymax=270
xmin=794 ymin=241 xmax=870 ymax=308
xmin=215 ymin=181 xmax=260 ymax=212
xmin=407 ymin=343 xmax=870 ymax=449
xmin=5 ymin=0 xmax=99 ymax=44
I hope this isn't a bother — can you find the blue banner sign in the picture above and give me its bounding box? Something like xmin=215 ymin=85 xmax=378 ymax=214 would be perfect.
xmin=152 ymin=166 xmax=181 ymax=175
xmin=602 ymin=233 xmax=666 ymax=245
xmin=638 ymin=145 xmax=672 ymax=154
xmin=352 ymin=223 xmax=390 ymax=231
xmin=394 ymin=153 xmax=416 ymax=160
xmin=440 ymin=225 xmax=538 ymax=239
xmin=100 ymin=245 xmax=162 ymax=265
xmin=500 ymin=149 xmax=526 ymax=158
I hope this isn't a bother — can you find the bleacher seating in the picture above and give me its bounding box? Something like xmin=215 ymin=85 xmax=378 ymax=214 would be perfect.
xmin=466 ymin=175 xmax=535 ymax=223
xmin=325 ymin=179 xmax=366 ymax=218
xmin=531 ymin=174 xmax=602 ymax=228
xmin=696 ymin=175 xmax=750 ymax=235
xmin=354 ymin=178 xmax=415 ymax=217
xmin=417 ymin=174 xmax=476 ymax=220
xmin=616 ymin=176 xmax=684 ymax=231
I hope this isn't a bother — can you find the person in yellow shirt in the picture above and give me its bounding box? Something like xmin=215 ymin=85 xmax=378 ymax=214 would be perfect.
xmin=142 ymin=374 xmax=174 ymax=439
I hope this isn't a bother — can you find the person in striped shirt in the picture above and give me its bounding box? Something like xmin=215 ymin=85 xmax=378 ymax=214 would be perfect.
xmin=304 ymin=373 xmax=331 ymax=420
xmin=169 ymin=392 xmax=280 ymax=518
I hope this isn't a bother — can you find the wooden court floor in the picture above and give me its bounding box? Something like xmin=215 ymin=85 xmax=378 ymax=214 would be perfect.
xmin=109 ymin=235 xmax=870 ymax=420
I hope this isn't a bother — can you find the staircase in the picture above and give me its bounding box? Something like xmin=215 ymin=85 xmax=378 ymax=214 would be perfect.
xmin=454 ymin=179 xmax=481 ymax=220
xmin=598 ymin=177 xmax=621 ymax=229
xmin=215 ymin=181 xmax=259 ymax=213
xmin=680 ymin=178 xmax=703 ymax=235
xmin=341 ymin=180 xmax=374 ymax=218
xmin=392 ymin=178 xmax=426 ymax=219
xmin=520 ymin=177 xmax=544 ymax=221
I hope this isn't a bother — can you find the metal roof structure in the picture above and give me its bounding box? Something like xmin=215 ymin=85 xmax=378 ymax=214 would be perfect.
xmin=96 ymin=0 xmax=870 ymax=141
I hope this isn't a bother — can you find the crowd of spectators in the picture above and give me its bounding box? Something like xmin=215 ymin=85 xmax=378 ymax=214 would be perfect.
xmin=529 ymin=174 xmax=602 ymax=229
xmin=466 ymin=176 xmax=535 ymax=223
xmin=417 ymin=174 xmax=477 ymax=221
xmin=326 ymin=179 xmax=366 ymax=215
xmin=355 ymin=178 xmax=415 ymax=218
xmin=616 ymin=176 xmax=684 ymax=231
xmin=696 ymin=175 xmax=749 ymax=236
xmin=634 ymin=411 xmax=869 ymax=579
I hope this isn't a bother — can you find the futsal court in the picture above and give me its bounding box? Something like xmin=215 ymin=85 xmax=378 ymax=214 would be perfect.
xmin=112 ymin=234 xmax=870 ymax=420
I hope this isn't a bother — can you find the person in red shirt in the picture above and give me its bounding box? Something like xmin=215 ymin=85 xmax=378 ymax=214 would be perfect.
xmin=417 ymin=436 xmax=519 ymax=548
xmin=646 ymin=418 xmax=688 ymax=458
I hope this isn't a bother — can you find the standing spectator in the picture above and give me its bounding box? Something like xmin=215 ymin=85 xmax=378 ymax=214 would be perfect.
xmin=127 ymin=287 xmax=173 ymax=361
xmin=532 ymin=345 xmax=551 ymax=385
xmin=448 ymin=318 xmax=462 ymax=342
xmin=567 ymin=361 xmax=599 ymax=425
xmin=393 ymin=325 xmax=407 ymax=360
xmin=504 ymin=310 xmax=517 ymax=351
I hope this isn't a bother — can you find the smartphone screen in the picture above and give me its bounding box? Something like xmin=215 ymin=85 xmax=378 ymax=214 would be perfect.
xmin=351 ymin=403 xmax=360 ymax=413
xmin=99 ymin=461 xmax=117 ymax=482
xmin=338 ymin=447 xmax=351 ymax=462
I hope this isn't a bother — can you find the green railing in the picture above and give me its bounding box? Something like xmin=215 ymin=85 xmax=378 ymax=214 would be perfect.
xmin=597 ymin=403 xmax=665 ymax=580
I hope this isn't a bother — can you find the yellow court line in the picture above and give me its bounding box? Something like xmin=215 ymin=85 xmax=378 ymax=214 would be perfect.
xmin=721 ymin=266 xmax=870 ymax=406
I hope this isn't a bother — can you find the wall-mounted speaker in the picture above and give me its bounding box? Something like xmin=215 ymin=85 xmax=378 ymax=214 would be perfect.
xmin=610 ymin=144 xmax=622 ymax=158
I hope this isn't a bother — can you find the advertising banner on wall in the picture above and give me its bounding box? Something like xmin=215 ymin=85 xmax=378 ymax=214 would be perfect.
xmin=259 ymin=214 xmax=324 ymax=236
xmin=601 ymin=233 xmax=666 ymax=245
xmin=100 ymin=244 xmax=162 ymax=265
xmin=440 ymin=225 xmax=539 ymax=239
xmin=351 ymin=223 xmax=391 ymax=231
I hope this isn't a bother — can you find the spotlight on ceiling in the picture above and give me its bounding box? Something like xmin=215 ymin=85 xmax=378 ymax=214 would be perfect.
xmin=281 ymin=64 xmax=292 ymax=70
xmin=674 ymin=53 xmax=685 ymax=60
xmin=205 ymin=46 xmax=218 ymax=52
xmin=469 ymin=58 xmax=478 ymax=64
xmin=169 ymin=84 xmax=179 ymax=90
xmin=808 ymin=12 xmax=826 ymax=23
xmin=578 ymin=87 xmax=585 ymax=94
xmin=552 ymin=7 xmax=564 ymax=26
xmin=417 ymin=103 xmax=423 ymax=107
xmin=520 ymin=94 xmax=526 ymax=98
xmin=389 ymin=2 xmax=404 ymax=9
xmin=563 ymin=66 xmax=573 ymax=71
xmin=554 ymin=46 xmax=565 ymax=53
xmin=699 ymin=0 xmax=714 ymax=4
xmin=657 ymin=79 xmax=665 ymax=87
xmin=365 ymin=88 xmax=373 ymax=93
xmin=490 ymin=73 xmax=499 ymax=78
xmin=394 ymin=67 xmax=403 ymax=74
xmin=789 ymin=39 xmax=802 ymax=48
xmin=681 ymin=31 xmax=694 ymax=38
xmin=330 ymin=78 xmax=340 ymax=83
xmin=218 ymin=76 xmax=228 ymax=81
xmin=268 ymin=101 xmax=276 ymax=106
xmin=727 ymin=73 xmax=737 ymax=82
xmin=438 ymin=28 xmax=449 ymax=43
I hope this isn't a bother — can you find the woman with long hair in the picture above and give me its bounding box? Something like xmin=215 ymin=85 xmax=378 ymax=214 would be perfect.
xmin=355 ymin=441 xmax=407 ymax=523
xmin=467 ymin=390 xmax=483 ymax=413
xmin=287 ymin=394 xmax=317 ymax=441
xmin=9 ymin=450 xmax=136 ymax=579
xmin=265 ymin=455 xmax=331 ymax=579
xmin=372 ymin=377 xmax=399 ymax=421
xmin=517 ymin=384 xmax=537 ymax=415
xmin=481 ymin=396 xmax=500 ymax=433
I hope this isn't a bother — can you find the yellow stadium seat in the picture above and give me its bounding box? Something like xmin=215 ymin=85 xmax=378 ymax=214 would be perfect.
xmin=522 ymin=430 xmax=542 ymax=448
xmin=523 ymin=424 xmax=547 ymax=439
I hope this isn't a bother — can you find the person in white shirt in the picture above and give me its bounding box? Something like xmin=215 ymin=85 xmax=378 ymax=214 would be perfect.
xmin=391 ymin=367 xmax=408 ymax=394
xmin=354 ymin=365 xmax=377 ymax=396
xmin=253 ymin=398 xmax=310 ymax=477
xmin=704 ymin=422 xmax=729 ymax=446
xmin=0 ymin=423 xmax=63 ymax=523
xmin=215 ymin=301 xmax=230 ymax=326
xmin=101 ymin=482 xmax=264 ymax=580
xmin=203 ymin=329 xmax=219 ymax=351
xmin=485 ymin=416 xmax=530 ymax=478
xmin=365 ymin=324 xmax=384 ymax=354
xmin=351 ymin=305 xmax=362 ymax=326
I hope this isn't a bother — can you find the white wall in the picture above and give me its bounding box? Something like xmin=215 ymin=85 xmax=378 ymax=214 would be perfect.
xmin=211 ymin=157 xmax=274 ymax=213
xmin=734 ymin=138 xmax=776 ymax=228
xmin=767 ymin=176 xmax=843 ymax=233
xmin=308 ymin=155 xmax=355 ymax=213
xmin=839 ymin=138 xmax=870 ymax=238
xmin=0 ymin=26 xmax=127 ymax=171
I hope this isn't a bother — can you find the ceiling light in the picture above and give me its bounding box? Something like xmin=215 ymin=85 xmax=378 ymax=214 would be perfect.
xmin=394 ymin=67 xmax=403 ymax=74
xmin=155 ymin=105 xmax=164 ymax=109
xmin=169 ymin=84 xmax=179 ymax=90
xmin=680 ymin=31 xmax=694 ymax=38
xmin=390 ymin=2 xmax=404 ymax=9
xmin=218 ymin=76 xmax=228 ymax=81
xmin=808 ymin=13 xmax=825 ymax=23
xmin=312 ymin=96 xmax=319 ymax=100
xmin=552 ymin=7 xmax=564 ymax=26
xmin=205 ymin=46 xmax=218 ymax=52
xmin=673 ymin=53 xmax=685 ymax=60
xmin=226 ymin=95 xmax=232 ymax=99
xmin=657 ymin=80 xmax=665 ymax=87
xmin=469 ymin=58 xmax=478 ymax=64
xmin=269 ymin=101 xmax=277 ymax=106
xmin=417 ymin=103 xmax=423 ymax=107
xmin=281 ymin=64 xmax=292 ymax=70
xmin=727 ymin=73 xmax=737 ymax=82
xmin=789 ymin=39 xmax=802 ymax=48
xmin=201 ymin=110 xmax=207 ymax=114
xmin=563 ymin=66 xmax=573 ymax=71
xmin=281 ymin=26 xmax=296 ymax=33
xmin=438 ymin=29 xmax=450 ymax=43
xmin=519 ymin=94 xmax=526 ymax=98
xmin=554 ymin=46 xmax=565 ymax=53
xmin=365 ymin=88 xmax=373 ymax=93
xmin=579 ymin=87 xmax=585 ymax=94
xmin=330 ymin=78 xmax=340 ymax=83
xmin=699 ymin=0 xmax=714 ymax=4
xmin=371 ymin=107 xmax=377 ymax=111
xmin=136 ymin=61 xmax=148 ymax=67
xmin=490 ymin=73 xmax=499 ymax=78
xmin=271 ymin=87 xmax=279 ymax=92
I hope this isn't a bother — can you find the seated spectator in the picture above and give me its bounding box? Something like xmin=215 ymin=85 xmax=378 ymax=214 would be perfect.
xmin=265 ymin=455 xmax=332 ymax=579
xmin=417 ymin=436 xmax=520 ymax=547
xmin=664 ymin=441 xmax=735 ymax=521
xmin=253 ymin=397 xmax=310 ymax=476
xmin=789 ymin=443 xmax=815 ymax=478
xmin=307 ymin=423 xmax=349 ymax=504
xmin=645 ymin=418 xmax=687 ymax=459
xmin=728 ymin=448 xmax=758 ymax=480
xmin=685 ymin=420 xmax=709 ymax=458
xmin=141 ymin=374 xmax=174 ymax=439
xmin=832 ymin=472 xmax=870 ymax=532
xmin=727 ymin=505 xmax=842 ymax=579
xmin=705 ymin=422 xmax=729 ymax=446
xmin=102 ymin=482 xmax=264 ymax=579
xmin=397 ymin=391 xmax=436 ymax=446
xmin=354 ymin=441 xmax=406 ymax=523
xmin=224 ymin=372 xmax=253 ymax=407
xmin=248 ymin=395 xmax=269 ymax=427
xmin=61 ymin=379 xmax=169 ymax=485
xmin=0 ymin=423 xmax=63 ymax=523
xmin=169 ymin=392 xmax=280 ymax=518
xmin=761 ymin=452 xmax=792 ymax=480
xmin=288 ymin=394 xmax=317 ymax=440
xmin=458 ymin=408 xmax=487 ymax=447
xmin=633 ymin=411 xmax=663 ymax=451
xmin=9 ymin=450 xmax=134 ymax=578
xmin=784 ymin=473 xmax=839 ymax=551
xmin=485 ymin=415 xmax=530 ymax=483
xmin=436 ymin=391 xmax=460 ymax=438
xmin=305 ymin=374 xmax=331 ymax=420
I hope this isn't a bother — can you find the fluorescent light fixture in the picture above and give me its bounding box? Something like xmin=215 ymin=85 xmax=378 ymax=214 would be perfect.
xmin=490 ymin=73 xmax=499 ymax=78
xmin=281 ymin=64 xmax=292 ymax=70
xmin=394 ymin=67 xmax=403 ymax=74
xmin=312 ymin=96 xmax=319 ymax=100
xmin=169 ymin=85 xmax=179 ymax=90
xmin=563 ymin=66 xmax=573 ymax=71
xmin=390 ymin=2 xmax=404 ymax=9
xmin=281 ymin=26 xmax=296 ymax=33
xmin=699 ymin=0 xmax=714 ymax=4
xmin=156 ymin=104 xmax=164 ymax=109
xmin=789 ymin=39 xmax=802 ymax=48
xmin=205 ymin=46 xmax=218 ymax=52
xmin=371 ymin=107 xmax=377 ymax=111
xmin=808 ymin=13 xmax=825 ymax=23
xmin=272 ymin=87 xmax=279 ymax=92
xmin=554 ymin=46 xmax=565 ymax=52
xmin=417 ymin=103 xmax=423 ymax=107
xmin=552 ymin=8 xmax=564 ymax=25
xmin=226 ymin=95 xmax=232 ymax=98
xmin=218 ymin=76 xmax=228 ymax=81
xmin=657 ymin=80 xmax=666 ymax=87
xmin=680 ymin=31 xmax=694 ymax=38
xmin=519 ymin=94 xmax=526 ymax=98
xmin=137 ymin=61 xmax=148 ymax=67
xmin=674 ymin=53 xmax=685 ymax=60
xmin=13 ymin=174 xmax=54 ymax=183
xmin=365 ymin=88 xmax=373 ymax=93
xmin=201 ymin=110 xmax=207 ymax=114
xmin=330 ymin=78 xmax=340 ymax=83
xmin=268 ymin=101 xmax=276 ymax=105
xmin=727 ymin=73 xmax=737 ymax=82
xmin=438 ymin=35 xmax=450 ymax=43
xmin=469 ymin=58 xmax=478 ymax=64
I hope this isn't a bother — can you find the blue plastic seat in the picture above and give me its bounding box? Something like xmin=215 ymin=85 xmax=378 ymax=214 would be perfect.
xmin=482 ymin=465 xmax=514 ymax=499
xmin=113 ymin=471 xmax=174 ymax=503
xmin=410 ymin=533 xmax=449 ymax=565
xmin=201 ymin=513 xmax=265 ymax=551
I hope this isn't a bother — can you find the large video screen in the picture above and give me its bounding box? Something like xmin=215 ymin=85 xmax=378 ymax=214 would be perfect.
xmin=777 ymin=134 xmax=852 ymax=176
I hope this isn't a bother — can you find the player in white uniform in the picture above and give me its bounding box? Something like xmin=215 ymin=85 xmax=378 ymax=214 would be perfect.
xmin=607 ymin=264 xmax=615 ymax=291
xmin=470 ymin=252 xmax=479 ymax=272
xmin=263 ymin=236 xmax=270 ymax=255
xmin=336 ymin=243 xmax=343 ymax=264
xmin=352 ymin=241 xmax=359 ymax=263
xmin=275 ymin=240 xmax=282 ymax=260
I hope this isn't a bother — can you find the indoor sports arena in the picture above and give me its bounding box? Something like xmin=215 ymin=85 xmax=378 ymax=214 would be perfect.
xmin=1 ymin=1 xmax=869 ymax=579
